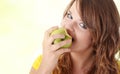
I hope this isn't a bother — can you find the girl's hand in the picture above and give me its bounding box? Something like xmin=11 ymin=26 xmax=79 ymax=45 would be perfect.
xmin=38 ymin=26 xmax=71 ymax=74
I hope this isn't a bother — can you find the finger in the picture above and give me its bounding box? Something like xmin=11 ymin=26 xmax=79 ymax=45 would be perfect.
xmin=45 ymin=26 xmax=58 ymax=38
xmin=48 ymin=34 xmax=65 ymax=45
xmin=51 ymin=39 xmax=72 ymax=51
xmin=55 ymin=48 xmax=71 ymax=56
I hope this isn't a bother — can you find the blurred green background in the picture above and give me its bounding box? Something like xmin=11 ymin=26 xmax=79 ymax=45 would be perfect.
xmin=0 ymin=0 xmax=119 ymax=74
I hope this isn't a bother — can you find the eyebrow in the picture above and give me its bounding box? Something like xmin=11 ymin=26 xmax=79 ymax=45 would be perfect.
xmin=68 ymin=10 xmax=72 ymax=14
xmin=68 ymin=10 xmax=83 ymax=22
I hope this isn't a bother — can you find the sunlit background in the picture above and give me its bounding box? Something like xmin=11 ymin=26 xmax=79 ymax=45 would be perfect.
xmin=0 ymin=0 xmax=119 ymax=74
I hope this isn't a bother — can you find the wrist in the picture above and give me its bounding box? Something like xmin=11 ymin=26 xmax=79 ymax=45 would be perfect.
xmin=37 ymin=63 xmax=53 ymax=74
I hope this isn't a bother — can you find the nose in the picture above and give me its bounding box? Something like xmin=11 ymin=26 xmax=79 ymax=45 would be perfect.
xmin=61 ymin=19 xmax=74 ymax=32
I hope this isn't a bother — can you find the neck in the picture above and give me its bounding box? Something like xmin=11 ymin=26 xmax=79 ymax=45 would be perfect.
xmin=70 ymin=49 xmax=94 ymax=73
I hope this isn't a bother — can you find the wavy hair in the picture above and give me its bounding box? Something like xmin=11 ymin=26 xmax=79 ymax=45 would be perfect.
xmin=53 ymin=0 xmax=120 ymax=74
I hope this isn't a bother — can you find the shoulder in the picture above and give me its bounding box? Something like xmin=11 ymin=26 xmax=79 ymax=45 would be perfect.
xmin=117 ymin=60 xmax=120 ymax=73
xmin=32 ymin=55 xmax=42 ymax=70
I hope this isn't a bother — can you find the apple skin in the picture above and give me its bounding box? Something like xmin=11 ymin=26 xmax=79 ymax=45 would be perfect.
xmin=51 ymin=27 xmax=72 ymax=48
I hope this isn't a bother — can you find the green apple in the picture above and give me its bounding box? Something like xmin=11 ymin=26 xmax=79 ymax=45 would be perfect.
xmin=51 ymin=27 xmax=72 ymax=48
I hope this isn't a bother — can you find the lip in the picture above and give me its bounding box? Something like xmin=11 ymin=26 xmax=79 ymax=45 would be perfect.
xmin=72 ymin=38 xmax=74 ymax=42
xmin=66 ymin=30 xmax=75 ymax=42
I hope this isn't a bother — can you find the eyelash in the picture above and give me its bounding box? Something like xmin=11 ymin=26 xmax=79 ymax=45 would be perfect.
xmin=66 ymin=12 xmax=73 ymax=19
xmin=66 ymin=11 xmax=87 ymax=29
xmin=79 ymin=23 xmax=87 ymax=29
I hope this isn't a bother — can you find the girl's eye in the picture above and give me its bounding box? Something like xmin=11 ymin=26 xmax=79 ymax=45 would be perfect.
xmin=79 ymin=23 xmax=87 ymax=29
xmin=66 ymin=12 xmax=73 ymax=19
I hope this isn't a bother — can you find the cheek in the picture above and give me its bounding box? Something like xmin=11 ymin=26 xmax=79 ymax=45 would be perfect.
xmin=84 ymin=36 xmax=92 ymax=49
xmin=61 ymin=17 xmax=73 ymax=27
xmin=71 ymin=34 xmax=92 ymax=52
xmin=84 ymin=37 xmax=92 ymax=47
xmin=61 ymin=17 xmax=68 ymax=27
xmin=77 ymin=32 xmax=92 ymax=48
xmin=84 ymin=33 xmax=91 ymax=43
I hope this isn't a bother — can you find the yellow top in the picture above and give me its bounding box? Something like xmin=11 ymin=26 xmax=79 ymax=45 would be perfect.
xmin=32 ymin=55 xmax=120 ymax=72
xmin=32 ymin=55 xmax=42 ymax=70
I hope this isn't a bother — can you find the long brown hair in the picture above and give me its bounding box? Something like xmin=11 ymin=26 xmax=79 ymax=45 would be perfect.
xmin=53 ymin=0 xmax=120 ymax=74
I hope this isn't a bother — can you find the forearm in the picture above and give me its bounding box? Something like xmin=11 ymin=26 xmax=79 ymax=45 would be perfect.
xmin=29 ymin=64 xmax=52 ymax=74
xmin=36 ymin=62 xmax=53 ymax=74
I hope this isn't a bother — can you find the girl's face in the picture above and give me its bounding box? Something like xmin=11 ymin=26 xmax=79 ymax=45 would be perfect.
xmin=61 ymin=1 xmax=92 ymax=53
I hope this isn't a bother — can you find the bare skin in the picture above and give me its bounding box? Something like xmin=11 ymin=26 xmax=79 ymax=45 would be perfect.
xmin=61 ymin=1 xmax=94 ymax=73
xmin=30 ymin=1 xmax=94 ymax=74
xmin=30 ymin=26 xmax=72 ymax=74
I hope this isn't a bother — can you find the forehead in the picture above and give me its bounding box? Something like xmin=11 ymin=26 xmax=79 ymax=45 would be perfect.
xmin=69 ymin=1 xmax=82 ymax=21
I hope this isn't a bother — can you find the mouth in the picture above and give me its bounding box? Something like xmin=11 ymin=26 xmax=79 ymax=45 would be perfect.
xmin=72 ymin=38 xmax=74 ymax=42
xmin=66 ymin=30 xmax=74 ymax=42
xmin=65 ymin=28 xmax=75 ymax=43
xmin=67 ymin=33 xmax=74 ymax=43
